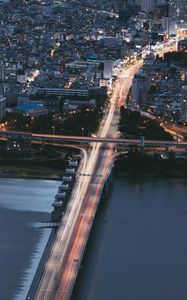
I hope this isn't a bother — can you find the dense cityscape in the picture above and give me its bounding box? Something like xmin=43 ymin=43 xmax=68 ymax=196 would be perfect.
xmin=0 ymin=1 xmax=187 ymax=300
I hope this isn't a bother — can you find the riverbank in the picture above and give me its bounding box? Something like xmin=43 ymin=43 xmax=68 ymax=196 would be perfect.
xmin=114 ymin=151 xmax=187 ymax=178
xmin=0 ymin=164 xmax=64 ymax=180
xmin=0 ymin=162 xmax=65 ymax=180
xmin=0 ymin=174 xmax=62 ymax=180
xmin=0 ymin=147 xmax=71 ymax=179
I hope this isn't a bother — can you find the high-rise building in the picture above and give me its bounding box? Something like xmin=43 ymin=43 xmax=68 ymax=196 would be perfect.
xmin=131 ymin=73 xmax=150 ymax=105
xmin=141 ymin=0 xmax=157 ymax=12
xmin=162 ymin=16 xmax=177 ymax=35
xmin=0 ymin=95 xmax=6 ymax=119
xmin=169 ymin=0 xmax=187 ymax=25
xmin=181 ymin=86 xmax=187 ymax=122
xmin=103 ymin=60 xmax=113 ymax=80
xmin=0 ymin=61 xmax=5 ymax=82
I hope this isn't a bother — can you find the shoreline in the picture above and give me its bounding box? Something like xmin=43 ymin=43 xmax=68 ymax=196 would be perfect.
xmin=114 ymin=171 xmax=187 ymax=179
xmin=1 ymin=169 xmax=187 ymax=181
xmin=0 ymin=174 xmax=62 ymax=180
xmin=114 ymin=152 xmax=187 ymax=179
xmin=0 ymin=147 xmax=69 ymax=181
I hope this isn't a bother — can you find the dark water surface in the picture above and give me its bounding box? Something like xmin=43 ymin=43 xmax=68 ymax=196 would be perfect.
xmin=0 ymin=178 xmax=59 ymax=300
xmin=72 ymin=178 xmax=187 ymax=300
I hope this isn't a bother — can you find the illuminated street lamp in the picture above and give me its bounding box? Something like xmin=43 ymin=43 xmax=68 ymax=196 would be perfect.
xmin=52 ymin=126 xmax=55 ymax=144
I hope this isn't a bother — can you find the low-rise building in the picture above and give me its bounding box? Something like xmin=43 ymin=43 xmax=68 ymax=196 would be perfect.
xmin=178 ymin=39 xmax=187 ymax=52
xmin=15 ymin=104 xmax=48 ymax=116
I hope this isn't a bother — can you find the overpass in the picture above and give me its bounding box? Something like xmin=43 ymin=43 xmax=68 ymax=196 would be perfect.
xmin=0 ymin=130 xmax=187 ymax=148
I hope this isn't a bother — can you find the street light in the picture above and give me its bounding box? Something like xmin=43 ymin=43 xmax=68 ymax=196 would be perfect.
xmin=81 ymin=127 xmax=84 ymax=136
xmin=52 ymin=126 xmax=55 ymax=144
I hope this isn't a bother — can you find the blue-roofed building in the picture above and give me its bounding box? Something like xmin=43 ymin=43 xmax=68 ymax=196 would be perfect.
xmin=80 ymin=54 xmax=98 ymax=60
xmin=15 ymin=104 xmax=48 ymax=117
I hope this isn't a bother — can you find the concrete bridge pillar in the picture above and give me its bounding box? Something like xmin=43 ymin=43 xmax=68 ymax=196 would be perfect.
xmin=140 ymin=135 xmax=145 ymax=150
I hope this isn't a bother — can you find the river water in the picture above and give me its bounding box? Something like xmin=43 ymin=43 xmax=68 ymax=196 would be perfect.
xmin=0 ymin=178 xmax=59 ymax=300
xmin=1 ymin=178 xmax=187 ymax=300
xmin=72 ymin=178 xmax=187 ymax=300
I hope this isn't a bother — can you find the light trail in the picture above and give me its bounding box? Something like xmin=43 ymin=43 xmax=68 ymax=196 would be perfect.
xmin=32 ymin=43 xmax=176 ymax=300
xmin=33 ymin=60 xmax=137 ymax=300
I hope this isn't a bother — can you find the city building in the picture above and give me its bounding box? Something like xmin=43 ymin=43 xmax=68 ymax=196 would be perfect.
xmin=176 ymin=27 xmax=187 ymax=38
xmin=181 ymin=86 xmax=187 ymax=122
xmin=15 ymin=104 xmax=48 ymax=116
xmin=63 ymin=99 xmax=96 ymax=114
xmin=36 ymin=88 xmax=89 ymax=99
xmin=131 ymin=73 xmax=150 ymax=105
xmin=0 ymin=95 xmax=6 ymax=119
xmin=0 ymin=61 xmax=5 ymax=81
xmin=162 ymin=17 xmax=176 ymax=35
xmin=178 ymin=39 xmax=187 ymax=52
xmin=103 ymin=60 xmax=113 ymax=80
xmin=140 ymin=0 xmax=157 ymax=12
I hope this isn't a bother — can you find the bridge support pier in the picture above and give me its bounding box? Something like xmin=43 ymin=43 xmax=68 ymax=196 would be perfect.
xmin=51 ymin=208 xmax=63 ymax=222
xmin=140 ymin=135 xmax=145 ymax=149
xmin=101 ymin=172 xmax=112 ymax=200
xmin=42 ymin=138 xmax=45 ymax=149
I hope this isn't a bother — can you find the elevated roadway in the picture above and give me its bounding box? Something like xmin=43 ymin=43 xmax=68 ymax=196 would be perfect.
xmin=25 ymin=41 xmax=180 ymax=300
xmin=29 ymin=61 xmax=142 ymax=300
xmin=1 ymin=130 xmax=187 ymax=147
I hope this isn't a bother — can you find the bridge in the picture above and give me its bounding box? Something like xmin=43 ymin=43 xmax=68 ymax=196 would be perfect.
xmin=22 ymin=44 xmax=179 ymax=300
xmin=23 ymin=60 xmax=140 ymax=300
xmin=0 ymin=130 xmax=187 ymax=148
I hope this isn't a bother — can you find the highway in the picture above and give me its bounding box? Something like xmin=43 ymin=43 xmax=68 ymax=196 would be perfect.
xmin=26 ymin=42 xmax=179 ymax=300
xmin=30 ymin=61 xmax=142 ymax=300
